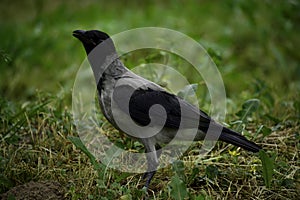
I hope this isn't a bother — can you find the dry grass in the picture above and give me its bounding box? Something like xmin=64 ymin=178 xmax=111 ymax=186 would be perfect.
xmin=0 ymin=92 xmax=299 ymax=199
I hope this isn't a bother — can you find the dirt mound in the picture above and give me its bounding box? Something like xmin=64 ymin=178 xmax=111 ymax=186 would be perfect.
xmin=1 ymin=181 xmax=65 ymax=200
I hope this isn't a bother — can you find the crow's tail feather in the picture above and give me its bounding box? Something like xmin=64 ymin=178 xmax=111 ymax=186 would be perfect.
xmin=219 ymin=127 xmax=261 ymax=153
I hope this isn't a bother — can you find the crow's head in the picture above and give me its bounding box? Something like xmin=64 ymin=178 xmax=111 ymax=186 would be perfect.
xmin=73 ymin=30 xmax=112 ymax=54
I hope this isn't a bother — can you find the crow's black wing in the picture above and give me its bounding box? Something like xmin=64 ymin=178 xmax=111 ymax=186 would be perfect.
xmin=112 ymin=84 xmax=211 ymax=132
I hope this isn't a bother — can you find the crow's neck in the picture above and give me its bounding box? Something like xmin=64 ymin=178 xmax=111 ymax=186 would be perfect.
xmin=88 ymin=48 xmax=126 ymax=81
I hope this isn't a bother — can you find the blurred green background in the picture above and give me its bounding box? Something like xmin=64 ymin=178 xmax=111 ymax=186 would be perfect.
xmin=0 ymin=0 xmax=299 ymax=102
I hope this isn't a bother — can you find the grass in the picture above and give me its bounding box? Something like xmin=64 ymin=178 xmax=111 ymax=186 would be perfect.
xmin=0 ymin=0 xmax=299 ymax=199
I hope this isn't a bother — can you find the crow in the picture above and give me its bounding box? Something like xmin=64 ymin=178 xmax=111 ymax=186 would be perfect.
xmin=72 ymin=29 xmax=261 ymax=189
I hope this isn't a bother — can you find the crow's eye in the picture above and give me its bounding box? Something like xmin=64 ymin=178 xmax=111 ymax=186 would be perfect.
xmin=88 ymin=37 xmax=98 ymax=45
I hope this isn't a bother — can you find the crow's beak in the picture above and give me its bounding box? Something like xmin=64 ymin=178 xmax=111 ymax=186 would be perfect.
xmin=73 ymin=30 xmax=87 ymax=41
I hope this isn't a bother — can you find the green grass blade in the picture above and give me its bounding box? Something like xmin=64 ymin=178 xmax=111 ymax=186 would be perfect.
xmin=169 ymin=175 xmax=188 ymax=200
xmin=68 ymin=136 xmax=103 ymax=172
xmin=236 ymin=99 xmax=260 ymax=132
xmin=259 ymin=150 xmax=275 ymax=188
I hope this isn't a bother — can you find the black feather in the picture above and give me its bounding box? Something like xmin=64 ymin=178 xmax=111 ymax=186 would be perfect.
xmin=219 ymin=127 xmax=261 ymax=152
xmin=113 ymin=86 xmax=211 ymax=130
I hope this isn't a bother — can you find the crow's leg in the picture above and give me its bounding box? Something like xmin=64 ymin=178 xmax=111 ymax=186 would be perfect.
xmin=142 ymin=144 xmax=162 ymax=177
xmin=141 ymin=140 xmax=162 ymax=189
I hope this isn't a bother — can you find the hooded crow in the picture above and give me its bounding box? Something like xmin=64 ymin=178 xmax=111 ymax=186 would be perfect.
xmin=73 ymin=29 xmax=261 ymax=189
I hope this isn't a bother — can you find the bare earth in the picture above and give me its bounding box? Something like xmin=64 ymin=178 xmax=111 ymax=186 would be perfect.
xmin=1 ymin=181 xmax=65 ymax=200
